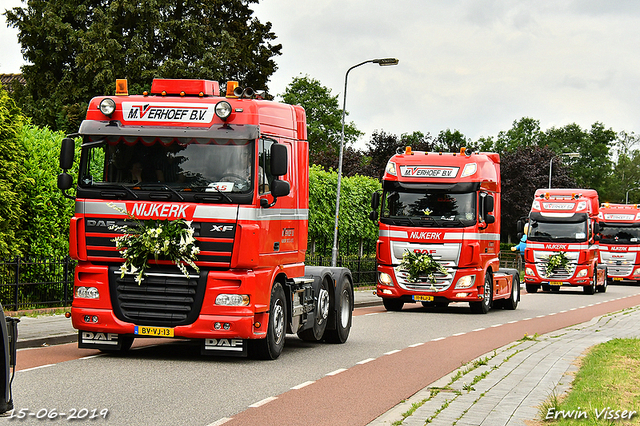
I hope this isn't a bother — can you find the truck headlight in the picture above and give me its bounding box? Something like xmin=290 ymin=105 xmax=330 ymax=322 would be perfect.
xmin=216 ymin=294 xmax=250 ymax=306
xmin=215 ymin=101 xmax=232 ymax=120
xmin=577 ymin=269 xmax=588 ymax=278
xmin=634 ymin=268 xmax=640 ymax=276
xmin=99 ymin=98 xmax=116 ymax=116
xmin=525 ymin=267 xmax=535 ymax=276
xmin=378 ymin=272 xmax=393 ymax=286
xmin=455 ymin=275 xmax=475 ymax=289
xmin=75 ymin=286 xmax=99 ymax=299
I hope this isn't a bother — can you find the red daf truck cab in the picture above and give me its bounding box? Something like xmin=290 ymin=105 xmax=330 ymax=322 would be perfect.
xmin=598 ymin=203 xmax=640 ymax=284
xmin=58 ymin=78 xmax=353 ymax=359
xmin=370 ymin=148 xmax=519 ymax=314
xmin=522 ymin=189 xmax=606 ymax=294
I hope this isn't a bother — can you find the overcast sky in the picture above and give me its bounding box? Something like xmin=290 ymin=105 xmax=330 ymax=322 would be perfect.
xmin=3 ymin=0 xmax=640 ymax=148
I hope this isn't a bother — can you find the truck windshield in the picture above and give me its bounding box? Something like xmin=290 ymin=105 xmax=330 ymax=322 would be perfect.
xmin=528 ymin=220 xmax=588 ymax=243
xmin=79 ymin=135 xmax=258 ymax=194
xmin=380 ymin=191 xmax=476 ymax=227
xmin=599 ymin=224 xmax=640 ymax=244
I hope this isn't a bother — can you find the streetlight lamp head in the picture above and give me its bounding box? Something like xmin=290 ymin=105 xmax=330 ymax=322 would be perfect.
xmin=373 ymin=58 xmax=399 ymax=66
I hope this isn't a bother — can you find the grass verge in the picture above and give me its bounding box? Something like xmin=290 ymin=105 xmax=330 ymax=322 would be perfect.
xmin=537 ymin=338 xmax=640 ymax=424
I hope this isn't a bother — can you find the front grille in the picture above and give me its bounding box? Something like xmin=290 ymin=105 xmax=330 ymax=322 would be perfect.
xmin=605 ymin=264 xmax=633 ymax=276
xmin=535 ymin=262 xmax=576 ymax=279
xmin=84 ymin=217 xmax=234 ymax=266
xmin=109 ymin=266 xmax=206 ymax=326
xmin=395 ymin=269 xmax=453 ymax=292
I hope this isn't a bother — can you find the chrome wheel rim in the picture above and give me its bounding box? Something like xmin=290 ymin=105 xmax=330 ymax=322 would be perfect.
xmin=272 ymin=300 xmax=285 ymax=344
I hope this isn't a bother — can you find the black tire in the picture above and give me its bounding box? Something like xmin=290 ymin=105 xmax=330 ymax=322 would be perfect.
xmin=253 ymin=282 xmax=287 ymax=359
xmin=504 ymin=272 xmax=519 ymax=310
xmin=99 ymin=335 xmax=134 ymax=353
xmin=525 ymin=284 xmax=539 ymax=293
xmin=323 ymin=277 xmax=353 ymax=343
xmin=383 ymin=298 xmax=404 ymax=311
xmin=297 ymin=278 xmax=330 ymax=342
xmin=470 ymin=272 xmax=492 ymax=314
xmin=583 ymin=271 xmax=596 ymax=295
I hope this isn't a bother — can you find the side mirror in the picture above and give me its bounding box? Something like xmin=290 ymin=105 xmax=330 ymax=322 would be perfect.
xmin=369 ymin=211 xmax=378 ymax=221
xmin=593 ymin=222 xmax=600 ymax=234
xmin=270 ymin=179 xmax=290 ymax=198
xmin=484 ymin=194 xmax=495 ymax=214
xmin=485 ymin=214 xmax=496 ymax=224
xmin=270 ymin=143 xmax=288 ymax=177
xmin=59 ymin=138 xmax=75 ymax=170
xmin=516 ymin=219 xmax=524 ymax=234
xmin=57 ymin=172 xmax=73 ymax=191
xmin=371 ymin=192 xmax=380 ymax=210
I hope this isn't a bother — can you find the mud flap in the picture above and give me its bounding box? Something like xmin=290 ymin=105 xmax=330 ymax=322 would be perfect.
xmin=78 ymin=330 xmax=123 ymax=350
xmin=201 ymin=338 xmax=248 ymax=357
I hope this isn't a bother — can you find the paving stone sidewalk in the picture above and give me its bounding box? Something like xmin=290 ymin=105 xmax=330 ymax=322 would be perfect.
xmin=368 ymin=306 xmax=640 ymax=426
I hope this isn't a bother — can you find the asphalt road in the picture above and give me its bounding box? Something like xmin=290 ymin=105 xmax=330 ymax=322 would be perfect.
xmin=4 ymin=284 xmax=640 ymax=426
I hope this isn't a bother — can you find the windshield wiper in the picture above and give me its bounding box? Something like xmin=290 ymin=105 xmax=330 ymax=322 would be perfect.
xmin=140 ymin=183 xmax=185 ymax=201
xmin=90 ymin=183 xmax=139 ymax=199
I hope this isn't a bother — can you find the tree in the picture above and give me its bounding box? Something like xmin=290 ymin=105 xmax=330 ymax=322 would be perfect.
xmin=5 ymin=0 xmax=282 ymax=132
xmin=571 ymin=123 xmax=615 ymax=197
xmin=605 ymin=131 xmax=640 ymax=203
xmin=0 ymin=86 xmax=28 ymax=256
xmin=433 ymin=129 xmax=475 ymax=153
xmin=364 ymin=130 xmax=434 ymax=180
xmin=495 ymin=117 xmax=542 ymax=153
xmin=280 ymin=75 xmax=362 ymax=167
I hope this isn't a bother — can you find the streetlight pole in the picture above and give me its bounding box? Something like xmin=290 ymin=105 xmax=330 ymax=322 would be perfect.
xmin=625 ymin=186 xmax=640 ymax=204
xmin=548 ymin=152 xmax=579 ymax=189
xmin=331 ymin=58 xmax=399 ymax=267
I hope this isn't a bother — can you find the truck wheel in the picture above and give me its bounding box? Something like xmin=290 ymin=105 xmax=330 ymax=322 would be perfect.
xmin=297 ymin=278 xmax=330 ymax=342
xmin=323 ymin=277 xmax=352 ymax=344
xmin=470 ymin=273 xmax=492 ymax=314
xmin=383 ymin=298 xmax=404 ymax=311
xmin=504 ymin=272 xmax=519 ymax=310
xmin=253 ymin=282 xmax=287 ymax=359
xmin=583 ymin=272 xmax=596 ymax=295
xmin=525 ymin=284 xmax=539 ymax=293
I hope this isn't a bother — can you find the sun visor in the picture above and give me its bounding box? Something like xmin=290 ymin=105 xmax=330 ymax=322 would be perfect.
xmin=78 ymin=120 xmax=260 ymax=142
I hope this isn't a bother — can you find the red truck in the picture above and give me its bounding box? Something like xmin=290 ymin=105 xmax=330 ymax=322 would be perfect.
xmin=598 ymin=203 xmax=640 ymax=284
xmin=57 ymin=78 xmax=354 ymax=359
xmin=370 ymin=147 xmax=519 ymax=314
xmin=522 ymin=189 xmax=606 ymax=294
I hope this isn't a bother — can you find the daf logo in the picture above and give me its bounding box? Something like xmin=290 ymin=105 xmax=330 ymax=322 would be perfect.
xmin=87 ymin=219 xmax=116 ymax=228
xmin=211 ymin=225 xmax=234 ymax=232
xmin=81 ymin=332 xmax=118 ymax=343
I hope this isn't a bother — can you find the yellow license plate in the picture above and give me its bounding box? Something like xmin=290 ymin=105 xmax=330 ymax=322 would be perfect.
xmin=135 ymin=326 xmax=174 ymax=337
xmin=550 ymin=281 xmax=563 ymax=286
xmin=413 ymin=295 xmax=434 ymax=302
xmin=613 ymin=277 xmax=623 ymax=281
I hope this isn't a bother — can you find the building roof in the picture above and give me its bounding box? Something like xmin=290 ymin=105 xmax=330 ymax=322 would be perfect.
xmin=0 ymin=73 xmax=26 ymax=92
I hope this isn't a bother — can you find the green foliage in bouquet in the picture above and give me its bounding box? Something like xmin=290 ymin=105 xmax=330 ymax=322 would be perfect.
xmin=545 ymin=251 xmax=571 ymax=277
xmin=108 ymin=203 xmax=200 ymax=284
xmin=399 ymin=250 xmax=447 ymax=283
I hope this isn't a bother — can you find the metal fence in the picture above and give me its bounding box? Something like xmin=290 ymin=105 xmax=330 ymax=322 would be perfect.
xmin=0 ymin=256 xmax=76 ymax=311
xmin=305 ymin=254 xmax=377 ymax=287
xmin=0 ymin=251 xmax=521 ymax=311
